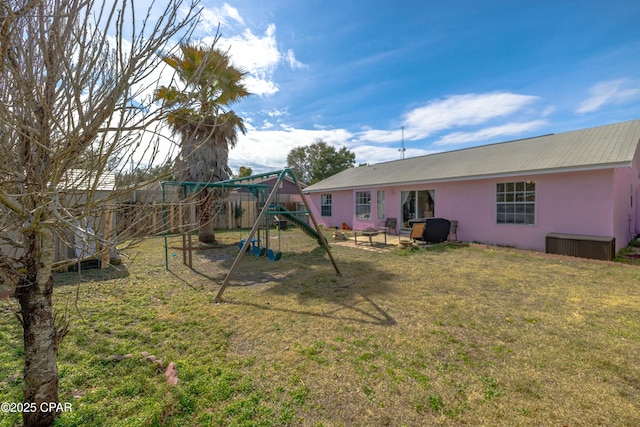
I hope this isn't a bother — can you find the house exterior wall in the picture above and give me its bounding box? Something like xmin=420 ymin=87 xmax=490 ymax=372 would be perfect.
xmin=612 ymin=144 xmax=640 ymax=250
xmin=307 ymin=168 xmax=620 ymax=252
xmin=317 ymin=191 xmax=355 ymax=229
xmin=308 ymin=188 xmax=402 ymax=230
xmin=434 ymin=170 xmax=614 ymax=251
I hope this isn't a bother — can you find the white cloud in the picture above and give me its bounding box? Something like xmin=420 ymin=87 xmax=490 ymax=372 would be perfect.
xmin=434 ymin=119 xmax=548 ymax=146
xmin=355 ymin=92 xmax=540 ymax=145
xmin=230 ymin=123 xmax=439 ymax=174
xmin=285 ymin=49 xmax=307 ymax=70
xmin=541 ymin=106 xmax=555 ymax=117
xmin=576 ymin=79 xmax=640 ymax=113
xmin=199 ymin=3 xmax=245 ymax=33
xmin=220 ymin=25 xmax=280 ymax=72
xmin=230 ymin=128 xmax=354 ymax=173
xmin=183 ymin=27 xmax=282 ymax=96
xmin=403 ymin=93 xmax=540 ymax=139
xmin=265 ymin=108 xmax=288 ymax=117
xmin=355 ymin=128 xmax=401 ymax=144
xmin=200 ymin=23 xmax=290 ymax=97
xmin=243 ymin=76 xmax=279 ymax=96
xmin=352 ymin=145 xmax=434 ymax=165
xmin=197 ymin=7 xmax=306 ymax=97
xmin=220 ymin=3 xmax=245 ymax=26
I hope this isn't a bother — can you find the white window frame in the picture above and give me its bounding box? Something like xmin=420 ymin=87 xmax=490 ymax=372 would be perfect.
xmin=496 ymin=181 xmax=536 ymax=225
xmin=355 ymin=191 xmax=372 ymax=219
xmin=320 ymin=194 xmax=332 ymax=217
xmin=376 ymin=191 xmax=385 ymax=220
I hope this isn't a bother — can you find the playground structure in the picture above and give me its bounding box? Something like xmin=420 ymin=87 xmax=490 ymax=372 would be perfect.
xmin=161 ymin=169 xmax=341 ymax=302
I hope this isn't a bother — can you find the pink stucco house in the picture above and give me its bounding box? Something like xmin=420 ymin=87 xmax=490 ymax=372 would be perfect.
xmin=303 ymin=119 xmax=640 ymax=254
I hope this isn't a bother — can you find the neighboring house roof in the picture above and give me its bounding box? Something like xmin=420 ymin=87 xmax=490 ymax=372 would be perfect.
xmin=59 ymin=169 xmax=116 ymax=192
xmin=236 ymin=175 xmax=307 ymax=195
xmin=237 ymin=174 xmax=307 ymax=188
xmin=304 ymin=119 xmax=640 ymax=192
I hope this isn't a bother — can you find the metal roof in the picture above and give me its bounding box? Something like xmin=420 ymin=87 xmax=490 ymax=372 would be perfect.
xmin=59 ymin=169 xmax=116 ymax=191
xmin=304 ymin=119 xmax=640 ymax=192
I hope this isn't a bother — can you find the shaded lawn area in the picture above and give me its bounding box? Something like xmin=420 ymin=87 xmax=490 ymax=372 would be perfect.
xmin=1 ymin=229 xmax=639 ymax=426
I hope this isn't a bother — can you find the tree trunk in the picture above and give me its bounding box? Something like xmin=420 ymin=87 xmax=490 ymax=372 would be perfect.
xmin=198 ymin=189 xmax=217 ymax=244
xmin=18 ymin=275 xmax=59 ymax=427
xmin=15 ymin=231 xmax=63 ymax=427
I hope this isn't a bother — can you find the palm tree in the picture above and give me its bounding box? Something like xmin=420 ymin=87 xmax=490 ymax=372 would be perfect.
xmin=156 ymin=39 xmax=249 ymax=243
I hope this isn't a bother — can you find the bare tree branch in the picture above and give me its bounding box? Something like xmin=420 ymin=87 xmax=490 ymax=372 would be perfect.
xmin=0 ymin=0 xmax=200 ymax=424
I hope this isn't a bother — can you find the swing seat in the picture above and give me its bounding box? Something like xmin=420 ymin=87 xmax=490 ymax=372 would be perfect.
xmin=239 ymin=240 xmax=251 ymax=252
xmin=253 ymin=246 xmax=267 ymax=257
xmin=267 ymin=249 xmax=282 ymax=261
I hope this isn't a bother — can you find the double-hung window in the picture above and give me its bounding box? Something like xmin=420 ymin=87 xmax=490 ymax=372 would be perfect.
xmin=496 ymin=181 xmax=536 ymax=225
xmin=320 ymin=194 xmax=332 ymax=217
xmin=376 ymin=191 xmax=385 ymax=220
xmin=355 ymin=191 xmax=372 ymax=219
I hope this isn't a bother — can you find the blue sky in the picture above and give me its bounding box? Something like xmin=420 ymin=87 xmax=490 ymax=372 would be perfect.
xmin=186 ymin=0 xmax=640 ymax=174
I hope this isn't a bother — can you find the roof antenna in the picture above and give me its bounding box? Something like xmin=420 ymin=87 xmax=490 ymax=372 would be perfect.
xmin=398 ymin=126 xmax=406 ymax=159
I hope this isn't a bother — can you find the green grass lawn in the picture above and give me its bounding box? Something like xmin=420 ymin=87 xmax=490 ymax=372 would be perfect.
xmin=1 ymin=228 xmax=639 ymax=426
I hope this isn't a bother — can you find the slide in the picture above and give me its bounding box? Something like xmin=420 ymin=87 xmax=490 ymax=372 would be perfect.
xmin=271 ymin=205 xmax=327 ymax=245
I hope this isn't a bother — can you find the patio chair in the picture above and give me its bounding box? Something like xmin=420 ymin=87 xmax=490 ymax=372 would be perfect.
xmin=448 ymin=220 xmax=458 ymax=241
xmin=409 ymin=222 xmax=426 ymax=243
xmin=379 ymin=217 xmax=398 ymax=235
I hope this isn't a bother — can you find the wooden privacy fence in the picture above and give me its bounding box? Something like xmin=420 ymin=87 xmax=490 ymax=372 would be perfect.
xmin=117 ymin=196 xmax=305 ymax=238
xmin=118 ymin=201 xmax=228 ymax=237
xmin=115 ymin=200 xmax=273 ymax=237
xmin=117 ymin=201 xmax=186 ymax=237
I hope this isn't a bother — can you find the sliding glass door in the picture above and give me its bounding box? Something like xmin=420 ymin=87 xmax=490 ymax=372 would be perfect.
xmin=401 ymin=190 xmax=434 ymax=228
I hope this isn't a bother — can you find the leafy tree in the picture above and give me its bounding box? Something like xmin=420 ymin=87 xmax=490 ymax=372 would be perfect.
xmin=0 ymin=0 xmax=197 ymax=425
xmin=156 ymin=37 xmax=250 ymax=244
xmin=237 ymin=166 xmax=253 ymax=177
xmin=287 ymin=140 xmax=356 ymax=184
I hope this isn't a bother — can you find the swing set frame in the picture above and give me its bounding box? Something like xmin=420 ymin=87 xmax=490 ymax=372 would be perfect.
xmin=160 ymin=168 xmax=341 ymax=302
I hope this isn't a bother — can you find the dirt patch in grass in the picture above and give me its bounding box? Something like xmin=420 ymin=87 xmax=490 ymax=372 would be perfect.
xmin=1 ymin=228 xmax=639 ymax=426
